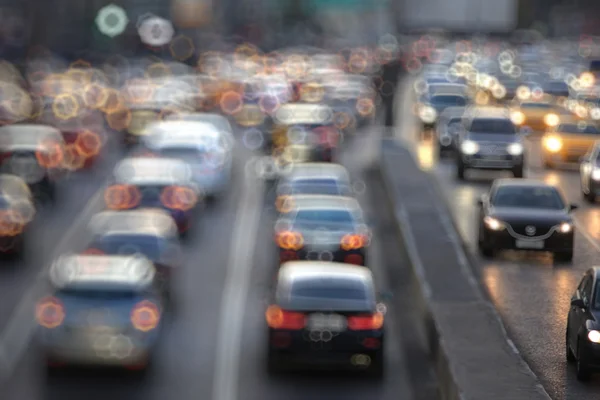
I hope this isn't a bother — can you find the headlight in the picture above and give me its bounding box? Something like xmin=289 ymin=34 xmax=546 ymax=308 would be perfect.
xmin=506 ymin=143 xmax=523 ymax=156
xmin=510 ymin=111 xmax=525 ymax=125
xmin=589 ymin=330 xmax=600 ymax=343
xmin=592 ymin=169 xmax=600 ymax=180
xmin=544 ymin=113 xmax=560 ymax=127
xmin=559 ymin=222 xmax=573 ymax=233
xmin=461 ymin=140 xmax=479 ymax=155
xmin=419 ymin=106 xmax=437 ymax=123
xmin=543 ymin=136 xmax=562 ymax=152
xmin=484 ymin=216 xmax=505 ymax=230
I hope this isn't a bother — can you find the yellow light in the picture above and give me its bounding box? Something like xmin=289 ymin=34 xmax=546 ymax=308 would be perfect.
xmin=543 ymin=136 xmax=562 ymax=153
xmin=544 ymin=113 xmax=559 ymax=127
xmin=510 ymin=110 xmax=525 ymax=125
xmin=580 ymin=72 xmax=595 ymax=88
xmin=484 ymin=216 xmax=504 ymax=230
xmin=559 ymin=223 xmax=573 ymax=233
xmin=588 ymin=330 xmax=600 ymax=343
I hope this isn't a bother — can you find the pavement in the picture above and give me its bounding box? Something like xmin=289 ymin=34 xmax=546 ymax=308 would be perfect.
xmin=0 ymin=116 xmax=439 ymax=400
xmin=396 ymin=73 xmax=600 ymax=400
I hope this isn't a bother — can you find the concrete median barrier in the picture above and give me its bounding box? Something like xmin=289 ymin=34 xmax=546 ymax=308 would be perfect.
xmin=377 ymin=137 xmax=552 ymax=400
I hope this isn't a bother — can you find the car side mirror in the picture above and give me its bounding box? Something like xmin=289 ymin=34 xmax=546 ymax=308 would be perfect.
xmin=571 ymin=298 xmax=585 ymax=308
xmin=570 ymin=204 xmax=579 ymax=212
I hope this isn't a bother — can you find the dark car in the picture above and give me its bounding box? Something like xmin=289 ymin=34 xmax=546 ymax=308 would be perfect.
xmin=85 ymin=209 xmax=183 ymax=298
xmin=274 ymin=195 xmax=371 ymax=266
xmin=476 ymin=179 xmax=577 ymax=261
xmin=105 ymin=157 xmax=202 ymax=235
xmin=419 ymin=92 xmax=468 ymax=129
xmin=266 ymin=262 xmax=385 ymax=376
xmin=36 ymin=254 xmax=164 ymax=371
xmin=579 ymin=141 xmax=600 ymax=202
xmin=456 ymin=107 xmax=525 ymax=180
xmin=566 ymin=267 xmax=600 ymax=381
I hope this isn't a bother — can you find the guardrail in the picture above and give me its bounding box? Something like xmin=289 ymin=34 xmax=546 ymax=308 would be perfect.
xmin=377 ymin=137 xmax=552 ymax=400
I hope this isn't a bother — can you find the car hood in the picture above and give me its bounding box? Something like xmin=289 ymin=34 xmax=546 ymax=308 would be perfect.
xmin=490 ymin=207 xmax=570 ymax=225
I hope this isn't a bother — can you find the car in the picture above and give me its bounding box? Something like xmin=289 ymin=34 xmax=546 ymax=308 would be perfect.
xmin=274 ymin=194 xmax=370 ymax=265
xmin=36 ymin=254 xmax=163 ymax=371
xmin=0 ymin=124 xmax=67 ymax=200
xmin=105 ymin=157 xmax=202 ymax=235
xmin=138 ymin=120 xmax=233 ymax=198
xmin=566 ymin=267 xmax=600 ymax=381
xmin=266 ymin=261 xmax=385 ymax=376
xmin=476 ymin=179 xmax=577 ymax=261
xmin=456 ymin=107 xmax=525 ymax=179
xmin=509 ymin=100 xmax=570 ymax=133
xmin=165 ymin=112 xmax=234 ymax=146
xmin=0 ymin=178 xmax=36 ymax=256
xmin=542 ymin=120 xmax=600 ymax=168
xmin=418 ymin=89 xmax=468 ymax=129
xmin=436 ymin=107 xmax=465 ymax=154
xmin=84 ymin=209 xmax=183 ymax=298
xmin=580 ymin=141 xmax=600 ymax=202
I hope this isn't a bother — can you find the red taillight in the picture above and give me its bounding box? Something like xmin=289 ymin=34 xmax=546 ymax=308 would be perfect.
xmin=276 ymin=231 xmax=304 ymax=251
xmin=104 ymin=184 xmax=142 ymax=210
xmin=265 ymin=305 xmax=306 ymax=330
xmin=347 ymin=312 xmax=384 ymax=330
xmin=341 ymin=234 xmax=367 ymax=251
xmin=36 ymin=296 xmax=65 ymax=329
xmin=344 ymin=254 xmax=363 ymax=265
xmin=280 ymin=250 xmax=299 ymax=262
xmin=0 ymin=152 xmax=11 ymax=164
xmin=131 ymin=300 xmax=160 ymax=332
xmin=362 ymin=337 xmax=381 ymax=349
xmin=313 ymin=127 xmax=339 ymax=148
xmin=160 ymin=185 xmax=198 ymax=211
xmin=36 ymin=139 xmax=64 ymax=169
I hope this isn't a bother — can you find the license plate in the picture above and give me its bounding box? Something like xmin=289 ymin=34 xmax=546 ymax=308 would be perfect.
xmin=307 ymin=313 xmax=347 ymax=332
xmin=515 ymin=240 xmax=544 ymax=249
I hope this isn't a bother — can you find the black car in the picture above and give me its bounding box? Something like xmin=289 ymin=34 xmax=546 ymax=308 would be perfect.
xmin=477 ymin=179 xmax=577 ymax=261
xmin=456 ymin=107 xmax=525 ymax=180
xmin=566 ymin=267 xmax=600 ymax=381
xmin=266 ymin=262 xmax=385 ymax=376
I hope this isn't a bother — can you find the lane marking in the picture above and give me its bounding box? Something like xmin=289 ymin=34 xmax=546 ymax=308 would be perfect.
xmin=212 ymin=163 xmax=264 ymax=400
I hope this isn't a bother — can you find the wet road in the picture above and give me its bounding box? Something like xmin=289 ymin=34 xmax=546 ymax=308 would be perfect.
xmin=397 ymin=74 xmax=600 ymax=400
xmin=0 ymin=121 xmax=438 ymax=400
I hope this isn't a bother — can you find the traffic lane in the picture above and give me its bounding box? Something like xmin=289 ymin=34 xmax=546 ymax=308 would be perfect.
xmin=431 ymin=148 xmax=600 ymax=398
xmin=235 ymin=129 xmax=437 ymax=400
xmin=0 ymin=148 xmax=248 ymax=400
xmin=0 ymin=135 xmax=125 ymax=333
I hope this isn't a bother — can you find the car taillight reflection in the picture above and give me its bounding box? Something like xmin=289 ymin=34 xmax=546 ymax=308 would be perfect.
xmin=265 ymin=305 xmax=306 ymax=330
xmin=36 ymin=296 xmax=65 ymax=329
xmin=347 ymin=312 xmax=384 ymax=330
xmin=131 ymin=300 xmax=160 ymax=332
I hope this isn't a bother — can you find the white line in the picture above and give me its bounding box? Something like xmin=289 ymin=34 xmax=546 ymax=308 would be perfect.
xmin=212 ymin=167 xmax=264 ymax=400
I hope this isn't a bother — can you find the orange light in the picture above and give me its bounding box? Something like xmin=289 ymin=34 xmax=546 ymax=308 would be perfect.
xmin=276 ymin=231 xmax=304 ymax=251
xmin=347 ymin=312 xmax=384 ymax=330
xmin=356 ymin=98 xmax=374 ymax=116
xmin=35 ymin=139 xmax=64 ymax=169
xmin=219 ymin=91 xmax=243 ymax=115
xmin=104 ymin=184 xmax=142 ymax=210
xmin=105 ymin=108 xmax=132 ymax=131
xmin=341 ymin=234 xmax=366 ymax=251
xmin=0 ymin=209 xmax=24 ymax=236
xmin=275 ymin=196 xmax=293 ymax=213
xmin=265 ymin=305 xmax=306 ymax=330
xmin=36 ymin=296 xmax=65 ymax=329
xmin=131 ymin=300 xmax=160 ymax=332
xmin=75 ymin=130 xmax=102 ymax=158
xmin=160 ymin=185 xmax=198 ymax=211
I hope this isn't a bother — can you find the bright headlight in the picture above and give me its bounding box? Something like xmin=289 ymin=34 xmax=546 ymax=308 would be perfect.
xmin=543 ymin=136 xmax=562 ymax=152
xmin=589 ymin=330 xmax=600 ymax=343
xmin=559 ymin=222 xmax=573 ymax=233
xmin=484 ymin=216 xmax=505 ymax=230
xmin=544 ymin=113 xmax=560 ymax=127
xmin=510 ymin=111 xmax=525 ymax=125
xmin=592 ymin=169 xmax=600 ymax=181
xmin=507 ymin=143 xmax=523 ymax=156
xmin=419 ymin=106 xmax=437 ymax=123
xmin=461 ymin=140 xmax=479 ymax=155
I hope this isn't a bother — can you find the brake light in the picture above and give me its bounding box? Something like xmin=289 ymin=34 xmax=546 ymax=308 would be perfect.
xmin=265 ymin=305 xmax=306 ymax=330
xmin=160 ymin=185 xmax=198 ymax=211
xmin=347 ymin=312 xmax=384 ymax=330
xmin=0 ymin=151 xmax=11 ymax=164
xmin=74 ymin=130 xmax=102 ymax=158
xmin=0 ymin=209 xmax=24 ymax=236
xmin=36 ymin=296 xmax=65 ymax=329
xmin=344 ymin=254 xmax=363 ymax=265
xmin=341 ymin=234 xmax=366 ymax=251
xmin=104 ymin=184 xmax=142 ymax=210
xmin=219 ymin=91 xmax=243 ymax=115
xmin=276 ymin=231 xmax=304 ymax=251
xmin=131 ymin=300 xmax=160 ymax=332
xmin=36 ymin=139 xmax=64 ymax=169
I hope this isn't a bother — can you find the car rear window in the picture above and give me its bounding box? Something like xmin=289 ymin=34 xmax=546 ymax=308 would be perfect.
xmin=93 ymin=234 xmax=167 ymax=261
xmin=492 ymin=186 xmax=565 ymax=210
xmin=282 ymin=278 xmax=375 ymax=311
xmin=293 ymin=209 xmax=356 ymax=228
xmin=469 ymin=118 xmax=516 ymax=134
xmin=286 ymin=179 xmax=350 ymax=196
xmin=431 ymin=95 xmax=467 ymax=106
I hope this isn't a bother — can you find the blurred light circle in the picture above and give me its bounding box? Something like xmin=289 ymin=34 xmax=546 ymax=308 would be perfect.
xmin=138 ymin=17 xmax=174 ymax=47
xmin=95 ymin=5 xmax=129 ymax=38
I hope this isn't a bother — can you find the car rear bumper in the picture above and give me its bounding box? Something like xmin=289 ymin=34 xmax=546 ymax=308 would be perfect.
xmin=484 ymin=229 xmax=573 ymax=252
xmin=461 ymin=154 xmax=523 ymax=170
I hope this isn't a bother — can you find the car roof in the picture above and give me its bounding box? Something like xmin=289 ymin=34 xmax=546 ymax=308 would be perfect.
xmin=279 ymin=194 xmax=361 ymax=212
xmin=277 ymin=261 xmax=372 ymax=285
xmin=166 ymin=112 xmax=232 ymax=132
xmin=113 ymin=157 xmax=194 ymax=185
xmin=284 ymin=163 xmax=350 ymax=181
xmin=88 ymin=209 xmax=178 ymax=237
xmin=49 ymin=254 xmax=155 ymax=290
xmin=0 ymin=124 xmax=62 ymax=138
xmin=274 ymin=104 xmax=333 ymax=125
xmin=143 ymin=121 xmax=223 ymax=148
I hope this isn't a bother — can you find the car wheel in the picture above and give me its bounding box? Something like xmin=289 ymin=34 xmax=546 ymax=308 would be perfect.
xmin=577 ymin=341 xmax=592 ymax=381
xmin=566 ymin=329 xmax=576 ymax=363
xmin=554 ymin=250 xmax=574 ymax=263
xmin=456 ymin=162 xmax=466 ymax=180
xmin=512 ymin=164 xmax=525 ymax=178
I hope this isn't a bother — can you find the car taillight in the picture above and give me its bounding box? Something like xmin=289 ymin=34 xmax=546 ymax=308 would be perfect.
xmin=36 ymin=139 xmax=64 ymax=169
xmin=74 ymin=130 xmax=102 ymax=158
xmin=275 ymin=195 xmax=294 ymax=213
xmin=341 ymin=234 xmax=366 ymax=251
xmin=0 ymin=209 xmax=25 ymax=236
xmin=36 ymin=296 xmax=65 ymax=329
xmin=131 ymin=300 xmax=160 ymax=332
xmin=104 ymin=184 xmax=141 ymax=210
xmin=344 ymin=254 xmax=363 ymax=265
xmin=276 ymin=231 xmax=304 ymax=251
xmin=265 ymin=305 xmax=306 ymax=330
xmin=160 ymin=185 xmax=198 ymax=211
xmin=347 ymin=312 xmax=384 ymax=330
xmin=356 ymin=98 xmax=375 ymax=116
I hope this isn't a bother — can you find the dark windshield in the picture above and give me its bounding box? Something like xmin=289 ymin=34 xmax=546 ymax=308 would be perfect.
xmin=544 ymin=82 xmax=569 ymax=95
xmin=558 ymin=124 xmax=600 ymax=134
xmin=430 ymin=95 xmax=466 ymax=106
xmin=57 ymin=288 xmax=140 ymax=299
xmin=92 ymin=235 xmax=166 ymax=260
xmin=470 ymin=119 xmax=516 ymax=134
xmin=292 ymin=209 xmax=356 ymax=229
xmin=283 ymin=278 xmax=374 ymax=311
xmin=155 ymin=148 xmax=202 ymax=159
xmin=492 ymin=186 xmax=565 ymax=209
xmin=286 ymin=179 xmax=350 ymax=196
xmin=590 ymin=60 xmax=600 ymax=73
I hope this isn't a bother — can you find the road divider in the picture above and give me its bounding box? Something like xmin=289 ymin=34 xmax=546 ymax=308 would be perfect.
xmin=377 ymin=137 xmax=551 ymax=400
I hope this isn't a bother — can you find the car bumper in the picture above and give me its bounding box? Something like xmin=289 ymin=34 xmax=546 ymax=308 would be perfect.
xmin=544 ymin=149 xmax=588 ymax=163
xmin=483 ymin=228 xmax=573 ymax=252
xmin=578 ymin=341 xmax=600 ymax=370
xmin=461 ymin=154 xmax=523 ymax=170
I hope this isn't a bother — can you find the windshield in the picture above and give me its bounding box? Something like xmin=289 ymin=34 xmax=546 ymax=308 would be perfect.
xmin=92 ymin=235 xmax=167 ymax=261
xmin=283 ymin=278 xmax=374 ymax=311
xmin=469 ymin=119 xmax=516 ymax=134
xmin=492 ymin=186 xmax=565 ymax=210
xmin=287 ymin=181 xmax=351 ymax=196
xmin=57 ymin=288 xmax=140 ymax=299
xmin=292 ymin=209 xmax=356 ymax=230
xmin=557 ymin=124 xmax=600 ymax=134
xmin=430 ymin=95 xmax=467 ymax=107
